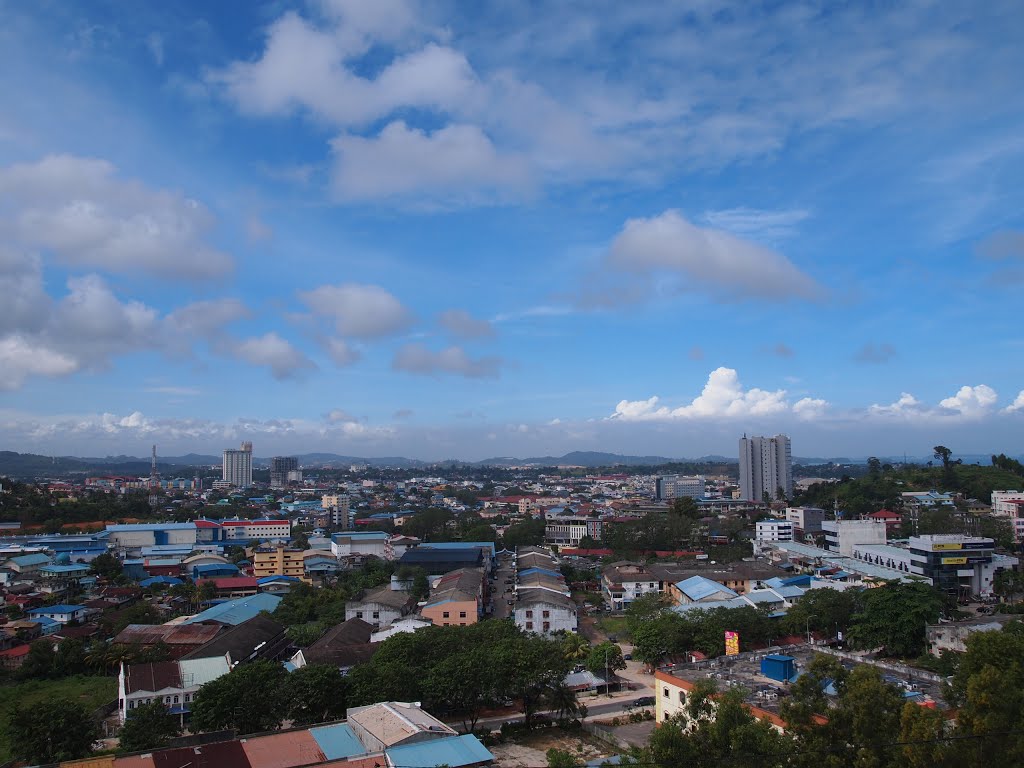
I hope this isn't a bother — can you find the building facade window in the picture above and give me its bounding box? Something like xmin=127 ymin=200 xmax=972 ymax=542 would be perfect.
xmin=443 ymin=611 xmax=450 ymax=618
xmin=459 ymin=611 xmax=467 ymax=618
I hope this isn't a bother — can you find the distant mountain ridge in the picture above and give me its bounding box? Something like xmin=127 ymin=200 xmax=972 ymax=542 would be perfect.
xmin=1 ymin=449 xmax=1019 ymax=479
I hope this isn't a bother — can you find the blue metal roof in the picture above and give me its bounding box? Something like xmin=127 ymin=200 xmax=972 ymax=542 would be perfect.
xmin=181 ymin=592 xmax=282 ymax=625
xmin=518 ymin=567 xmax=562 ymax=578
xmin=385 ymin=735 xmax=493 ymax=768
xmin=257 ymin=575 xmax=301 ymax=584
xmin=139 ymin=576 xmax=183 ymax=586
xmin=40 ymin=564 xmax=89 ymax=573
xmin=193 ymin=563 xmax=240 ymax=575
xmin=310 ymin=723 xmax=366 ymax=760
xmin=676 ymin=575 xmax=739 ymax=602
xmin=9 ymin=554 xmax=51 ymax=566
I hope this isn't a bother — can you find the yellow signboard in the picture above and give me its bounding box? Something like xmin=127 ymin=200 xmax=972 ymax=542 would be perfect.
xmin=942 ymin=557 xmax=968 ymax=565
xmin=932 ymin=543 xmax=964 ymax=551
xmin=725 ymin=631 xmax=740 ymax=656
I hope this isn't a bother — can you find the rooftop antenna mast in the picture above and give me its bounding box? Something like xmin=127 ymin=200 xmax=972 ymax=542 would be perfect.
xmin=150 ymin=445 xmax=160 ymax=489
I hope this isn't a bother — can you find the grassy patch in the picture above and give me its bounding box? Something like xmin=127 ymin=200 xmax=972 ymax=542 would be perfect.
xmin=594 ymin=616 xmax=630 ymax=641
xmin=0 ymin=675 xmax=117 ymax=762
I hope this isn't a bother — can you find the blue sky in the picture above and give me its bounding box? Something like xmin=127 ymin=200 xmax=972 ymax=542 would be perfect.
xmin=1 ymin=0 xmax=1023 ymax=460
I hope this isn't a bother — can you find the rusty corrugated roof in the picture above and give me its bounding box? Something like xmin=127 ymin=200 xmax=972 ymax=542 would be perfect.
xmin=240 ymin=730 xmax=325 ymax=768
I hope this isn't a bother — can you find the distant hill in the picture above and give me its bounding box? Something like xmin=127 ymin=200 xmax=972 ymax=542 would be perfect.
xmin=475 ymin=451 xmax=681 ymax=467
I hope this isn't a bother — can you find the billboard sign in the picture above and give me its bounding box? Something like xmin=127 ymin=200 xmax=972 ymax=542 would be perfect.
xmin=725 ymin=631 xmax=740 ymax=656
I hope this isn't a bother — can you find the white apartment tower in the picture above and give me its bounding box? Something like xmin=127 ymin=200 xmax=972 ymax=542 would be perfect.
xmin=739 ymin=434 xmax=792 ymax=502
xmin=222 ymin=441 xmax=253 ymax=488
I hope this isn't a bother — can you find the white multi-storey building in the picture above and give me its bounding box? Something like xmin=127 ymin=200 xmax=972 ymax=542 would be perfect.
xmin=992 ymin=491 xmax=1024 ymax=517
xmin=755 ymin=520 xmax=794 ymax=543
xmin=739 ymin=435 xmax=792 ymax=502
xmin=785 ymin=506 xmax=826 ymax=534
xmin=655 ymin=475 xmax=706 ymax=501
xmin=322 ymin=494 xmax=351 ymax=528
xmin=514 ymin=589 xmax=578 ymax=635
xmin=222 ymin=441 xmax=253 ymax=487
xmin=822 ymin=519 xmax=887 ymax=555
xmin=220 ymin=518 xmax=291 ymax=542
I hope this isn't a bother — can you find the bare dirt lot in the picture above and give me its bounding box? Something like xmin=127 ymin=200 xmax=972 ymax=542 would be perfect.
xmin=490 ymin=728 xmax=618 ymax=767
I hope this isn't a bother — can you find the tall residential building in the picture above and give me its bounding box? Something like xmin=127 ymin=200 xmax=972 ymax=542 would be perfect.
xmin=738 ymin=434 xmax=792 ymax=502
xmin=323 ymin=494 xmax=351 ymax=529
xmin=222 ymin=441 xmax=253 ymax=488
xmin=269 ymin=456 xmax=299 ymax=489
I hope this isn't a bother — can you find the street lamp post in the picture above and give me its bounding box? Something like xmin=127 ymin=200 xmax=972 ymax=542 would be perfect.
xmin=806 ymin=614 xmax=816 ymax=645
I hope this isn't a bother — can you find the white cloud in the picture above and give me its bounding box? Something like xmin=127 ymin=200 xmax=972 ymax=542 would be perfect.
xmin=209 ymin=11 xmax=474 ymax=127
xmin=234 ymin=333 xmax=316 ymax=380
xmin=702 ymin=208 xmax=810 ymax=241
xmin=0 ymin=336 xmax=78 ymax=390
xmin=609 ymin=367 xmax=795 ymax=421
xmin=867 ymin=392 xmax=926 ymax=419
xmin=165 ymin=299 xmax=251 ymax=337
xmin=939 ymin=384 xmax=998 ymax=419
xmin=869 ymin=385 xmax=999 ymax=421
xmin=0 ymin=154 xmax=233 ymax=279
xmin=793 ymin=397 xmax=829 ymax=421
xmin=606 ymin=210 xmax=820 ymax=301
xmin=438 ymin=309 xmax=495 ymax=339
xmin=1005 ymin=391 xmax=1024 ymax=414
xmin=393 ymin=343 xmax=502 ymax=378
xmin=330 ymin=121 xmax=529 ymax=204
xmin=322 ymin=337 xmax=361 ymax=367
xmin=300 ymin=282 xmax=413 ymax=338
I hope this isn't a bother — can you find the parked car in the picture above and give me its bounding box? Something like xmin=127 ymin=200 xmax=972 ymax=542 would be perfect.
xmin=633 ymin=696 xmax=655 ymax=707
xmin=623 ymin=653 xmax=632 ymax=660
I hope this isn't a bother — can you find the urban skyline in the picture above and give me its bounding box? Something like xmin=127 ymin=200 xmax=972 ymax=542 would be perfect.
xmin=1 ymin=2 xmax=1023 ymax=460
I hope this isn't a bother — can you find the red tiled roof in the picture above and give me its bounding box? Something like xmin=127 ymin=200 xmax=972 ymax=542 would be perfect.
xmin=0 ymin=645 xmax=30 ymax=658
xmin=194 ymin=519 xmax=222 ymax=528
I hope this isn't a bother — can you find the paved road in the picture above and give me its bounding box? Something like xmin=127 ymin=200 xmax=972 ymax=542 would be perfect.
xmin=492 ymin=552 xmax=516 ymax=619
xmin=469 ymin=692 xmax=654 ymax=731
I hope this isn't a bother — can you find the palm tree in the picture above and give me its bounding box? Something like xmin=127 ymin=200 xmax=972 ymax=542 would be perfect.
xmin=561 ymin=633 xmax=590 ymax=662
xmin=545 ymin=682 xmax=582 ymax=723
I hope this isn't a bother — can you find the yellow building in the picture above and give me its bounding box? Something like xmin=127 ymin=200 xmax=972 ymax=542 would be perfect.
xmin=252 ymin=545 xmax=309 ymax=581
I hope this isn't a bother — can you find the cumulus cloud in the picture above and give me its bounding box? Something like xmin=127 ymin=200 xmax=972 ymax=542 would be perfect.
xmin=330 ymin=121 xmax=529 ymax=204
xmin=867 ymin=392 xmax=926 ymax=419
xmin=234 ymin=333 xmax=316 ymax=379
xmin=855 ymin=343 xmax=897 ymax=364
xmin=0 ymin=336 xmax=78 ymax=390
xmin=322 ymin=337 xmax=361 ymax=367
xmin=300 ymin=282 xmax=413 ymax=338
xmin=793 ymin=397 xmax=829 ymax=421
xmin=1005 ymin=391 xmax=1024 ymax=414
xmin=869 ymin=385 xmax=999 ymax=421
xmin=393 ymin=343 xmax=502 ymax=378
xmin=209 ymin=12 xmax=475 ymax=128
xmin=0 ymin=154 xmax=233 ymax=279
xmin=605 ymin=210 xmax=821 ymax=301
xmin=609 ymin=367 xmax=803 ymax=421
xmin=939 ymin=385 xmax=998 ymax=418
xmin=165 ymin=299 xmax=251 ymax=338
xmin=438 ymin=309 xmax=495 ymax=339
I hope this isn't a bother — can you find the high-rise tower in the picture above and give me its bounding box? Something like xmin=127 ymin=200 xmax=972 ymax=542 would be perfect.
xmin=739 ymin=434 xmax=792 ymax=502
xmin=222 ymin=441 xmax=254 ymax=487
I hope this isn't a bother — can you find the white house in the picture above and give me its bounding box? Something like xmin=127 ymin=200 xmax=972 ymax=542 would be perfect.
xmin=513 ymin=589 xmax=578 ymax=635
xmin=345 ymin=584 xmax=417 ymax=628
xmin=27 ymin=604 xmax=87 ymax=624
xmin=117 ymin=656 xmax=230 ymax=723
xmin=755 ymin=520 xmax=794 ymax=545
xmin=331 ymin=531 xmax=390 ymax=558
